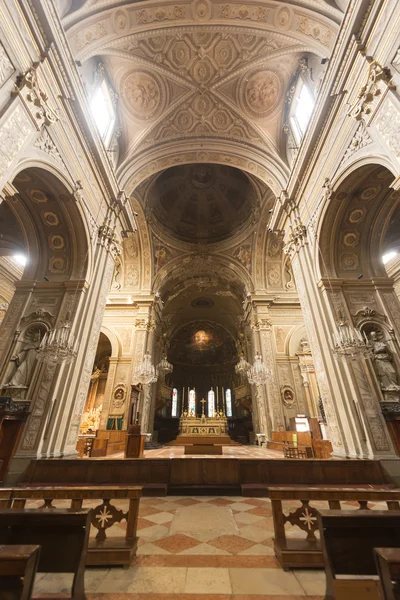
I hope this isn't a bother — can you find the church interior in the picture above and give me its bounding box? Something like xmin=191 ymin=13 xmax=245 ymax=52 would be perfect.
xmin=1 ymin=0 xmax=400 ymax=598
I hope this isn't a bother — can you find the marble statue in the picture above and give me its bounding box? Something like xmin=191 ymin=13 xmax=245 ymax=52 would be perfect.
xmin=369 ymin=331 xmax=400 ymax=400
xmin=7 ymin=330 xmax=41 ymax=387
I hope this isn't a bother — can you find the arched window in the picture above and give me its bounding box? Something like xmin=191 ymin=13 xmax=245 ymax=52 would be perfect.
xmin=208 ymin=389 xmax=215 ymax=418
xmin=188 ymin=389 xmax=196 ymax=416
xmin=171 ymin=388 xmax=178 ymax=417
xmin=225 ymin=388 xmax=232 ymax=417
xmin=289 ymin=76 xmax=315 ymax=144
xmin=89 ymin=64 xmax=116 ymax=147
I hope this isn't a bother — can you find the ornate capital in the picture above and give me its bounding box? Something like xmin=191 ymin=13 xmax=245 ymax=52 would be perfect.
xmin=13 ymin=66 xmax=58 ymax=129
xmin=348 ymin=60 xmax=394 ymax=122
xmin=98 ymin=224 xmax=121 ymax=258
xmin=284 ymin=224 xmax=307 ymax=257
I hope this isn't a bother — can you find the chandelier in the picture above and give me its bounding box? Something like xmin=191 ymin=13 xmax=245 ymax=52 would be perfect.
xmin=247 ymin=352 xmax=272 ymax=386
xmin=331 ymin=312 xmax=372 ymax=362
xmin=157 ymin=352 xmax=173 ymax=377
xmin=37 ymin=313 xmax=77 ymax=365
xmin=133 ymin=352 xmax=158 ymax=385
xmin=235 ymin=353 xmax=250 ymax=376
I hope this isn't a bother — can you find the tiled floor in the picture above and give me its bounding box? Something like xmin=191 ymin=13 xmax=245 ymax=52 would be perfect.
xmin=32 ymin=495 xmax=327 ymax=599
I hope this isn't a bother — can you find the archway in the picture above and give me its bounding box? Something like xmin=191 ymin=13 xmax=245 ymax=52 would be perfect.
xmin=314 ymin=163 xmax=400 ymax=457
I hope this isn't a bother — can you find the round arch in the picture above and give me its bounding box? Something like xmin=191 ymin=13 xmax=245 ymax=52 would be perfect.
xmin=316 ymin=162 xmax=398 ymax=281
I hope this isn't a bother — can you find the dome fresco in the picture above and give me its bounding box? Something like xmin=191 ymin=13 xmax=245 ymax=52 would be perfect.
xmin=147 ymin=164 xmax=257 ymax=243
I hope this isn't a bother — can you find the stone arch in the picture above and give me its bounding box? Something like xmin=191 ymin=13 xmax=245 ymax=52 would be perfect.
xmin=121 ymin=142 xmax=287 ymax=198
xmin=317 ymin=162 xmax=398 ymax=280
xmin=100 ymin=325 xmax=120 ymax=359
xmin=0 ymin=165 xmax=90 ymax=390
xmin=286 ymin=324 xmax=308 ymax=356
xmin=4 ymin=165 xmax=90 ymax=282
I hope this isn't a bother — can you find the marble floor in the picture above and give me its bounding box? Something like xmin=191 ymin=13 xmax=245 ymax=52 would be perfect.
xmin=32 ymin=494 xmax=328 ymax=600
xmin=95 ymin=445 xmax=286 ymax=460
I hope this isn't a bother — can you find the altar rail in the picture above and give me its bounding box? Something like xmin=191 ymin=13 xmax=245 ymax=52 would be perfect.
xmin=0 ymin=486 xmax=142 ymax=566
xmin=20 ymin=458 xmax=392 ymax=495
xmin=269 ymin=486 xmax=400 ymax=570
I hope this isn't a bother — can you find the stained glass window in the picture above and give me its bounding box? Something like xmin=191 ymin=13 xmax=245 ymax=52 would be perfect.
xmin=208 ymin=389 xmax=215 ymax=418
xmin=226 ymin=388 xmax=232 ymax=417
xmin=172 ymin=388 xmax=178 ymax=417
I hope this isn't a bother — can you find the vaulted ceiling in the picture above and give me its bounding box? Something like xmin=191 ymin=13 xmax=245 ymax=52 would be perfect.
xmin=61 ymin=0 xmax=342 ymax=193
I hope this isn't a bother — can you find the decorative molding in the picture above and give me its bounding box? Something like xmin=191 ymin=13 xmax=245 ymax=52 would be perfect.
xmin=0 ymin=42 xmax=14 ymax=88
xmin=374 ymin=96 xmax=400 ymax=159
xmin=0 ymin=104 xmax=33 ymax=182
xmin=13 ymin=67 xmax=59 ymax=129
xmin=340 ymin=122 xmax=372 ymax=167
xmin=34 ymin=128 xmax=66 ymax=168
xmin=348 ymin=61 xmax=394 ymax=122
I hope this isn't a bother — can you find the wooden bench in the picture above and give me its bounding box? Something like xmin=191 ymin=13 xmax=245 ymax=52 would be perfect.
xmin=269 ymin=486 xmax=400 ymax=569
xmin=0 ymin=509 xmax=90 ymax=600
xmin=375 ymin=548 xmax=400 ymax=600
xmin=8 ymin=486 xmax=142 ymax=566
xmin=318 ymin=510 xmax=400 ymax=600
xmin=0 ymin=545 xmax=40 ymax=600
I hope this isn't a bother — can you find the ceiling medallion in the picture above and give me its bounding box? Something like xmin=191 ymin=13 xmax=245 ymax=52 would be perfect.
xmin=239 ymin=69 xmax=281 ymax=119
xmin=121 ymin=69 xmax=166 ymax=120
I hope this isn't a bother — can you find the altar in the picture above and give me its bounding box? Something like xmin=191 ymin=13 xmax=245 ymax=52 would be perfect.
xmin=180 ymin=412 xmax=228 ymax=437
xmin=169 ymin=403 xmax=239 ymax=452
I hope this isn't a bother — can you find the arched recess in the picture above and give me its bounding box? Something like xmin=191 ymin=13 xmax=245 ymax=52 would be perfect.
xmin=317 ymin=162 xmax=398 ymax=281
xmin=0 ymin=165 xmax=90 ymax=397
xmin=78 ymin=331 xmax=113 ymax=442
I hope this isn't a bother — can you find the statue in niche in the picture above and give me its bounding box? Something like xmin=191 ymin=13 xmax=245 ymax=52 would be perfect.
xmin=6 ymin=328 xmax=42 ymax=388
xmin=369 ymin=330 xmax=400 ymax=401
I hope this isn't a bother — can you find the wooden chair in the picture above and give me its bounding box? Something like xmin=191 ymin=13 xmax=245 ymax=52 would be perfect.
xmin=374 ymin=548 xmax=400 ymax=600
xmin=269 ymin=486 xmax=400 ymax=569
xmin=0 ymin=509 xmax=90 ymax=600
xmin=318 ymin=510 xmax=400 ymax=600
xmin=0 ymin=545 xmax=40 ymax=600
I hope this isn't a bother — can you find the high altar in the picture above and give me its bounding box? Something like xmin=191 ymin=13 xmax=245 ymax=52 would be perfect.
xmin=179 ymin=411 xmax=228 ymax=437
xmin=169 ymin=399 xmax=238 ymax=451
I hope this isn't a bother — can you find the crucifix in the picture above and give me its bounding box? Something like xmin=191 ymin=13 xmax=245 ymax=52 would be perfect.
xmin=200 ymin=397 xmax=206 ymax=416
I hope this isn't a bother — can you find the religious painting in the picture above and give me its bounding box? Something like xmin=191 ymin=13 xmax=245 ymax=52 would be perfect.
xmin=169 ymin=321 xmax=237 ymax=367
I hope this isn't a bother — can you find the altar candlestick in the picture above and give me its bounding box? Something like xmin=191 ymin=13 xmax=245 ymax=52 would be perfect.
xmin=182 ymin=387 xmax=185 ymax=414
xmin=222 ymin=387 xmax=225 ymax=415
xmin=216 ymin=386 xmax=219 ymax=411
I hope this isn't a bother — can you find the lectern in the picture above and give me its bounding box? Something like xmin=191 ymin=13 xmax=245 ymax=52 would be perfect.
xmin=125 ymin=424 xmax=145 ymax=458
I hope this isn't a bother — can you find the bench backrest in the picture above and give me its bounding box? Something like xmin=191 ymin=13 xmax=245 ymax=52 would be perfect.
xmin=0 ymin=509 xmax=90 ymax=574
xmin=318 ymin=510 xmax=400 ymax=576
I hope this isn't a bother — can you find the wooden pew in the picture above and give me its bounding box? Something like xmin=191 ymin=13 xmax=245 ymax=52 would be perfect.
xmin=10 ymin=486 xmax=142 ymax=566
xmin=0 ymin=510 xmax=90 ymax=600
xmin=0 ymin=545 xmax=40 ymax=600
xmin=374 ymin=548 xmax=400 ymax=600
xmin=269 ymin=486 xmax=400 ymax=569
xmin=318 ymin=510 xmax=400 ymax=600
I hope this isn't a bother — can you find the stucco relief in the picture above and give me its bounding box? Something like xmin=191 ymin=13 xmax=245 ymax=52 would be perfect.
xmin=375 ymin=96 xmax=400 ymax=159
xmin=239 ymin=70 xmax=281 ymax=119
xmin=0 ymin=104 xmax=33 ymax=182
xmin=121 ymin=70 xmax=166 ymax=121
xmin=0 ymin=42 xmax=14 ymax=87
